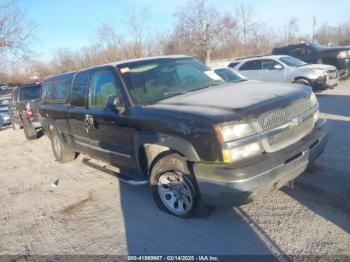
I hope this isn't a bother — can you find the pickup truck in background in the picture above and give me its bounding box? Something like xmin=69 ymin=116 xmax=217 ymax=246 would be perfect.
xmin=39 ymin=55 xmax=329 ymax=218
xmin=272 ymin=43 xmax=350 ymax=80
xmin=9 ymin=83 xmax=42 ymax=140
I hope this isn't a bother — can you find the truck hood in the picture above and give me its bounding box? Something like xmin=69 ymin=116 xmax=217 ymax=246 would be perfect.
xmin=144 ymin=81 xmax=311 ymax=123
xmin=298 ymin=63 xmax=336 ymax=71
xmin=318 ymin=46 xmax=350 ymax=54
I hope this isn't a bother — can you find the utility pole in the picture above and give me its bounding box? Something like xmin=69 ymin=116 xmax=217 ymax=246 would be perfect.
xmin=312 ymin=16 xmax=317 ymax=42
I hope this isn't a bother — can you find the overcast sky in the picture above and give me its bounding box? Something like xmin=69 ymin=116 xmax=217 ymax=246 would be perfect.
xmin=18 ymin=0 xmax=350 ymax=61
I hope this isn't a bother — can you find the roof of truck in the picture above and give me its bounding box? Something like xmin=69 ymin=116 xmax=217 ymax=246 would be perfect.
xmin=43 ymin=55 xmax=193 ymax=81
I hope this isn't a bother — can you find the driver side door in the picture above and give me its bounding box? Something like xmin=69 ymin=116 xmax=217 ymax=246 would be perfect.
xmin=86 ymin=66 xmax=137 ymax=171
xmin=260 ymin=59 xmax=286 ymax=82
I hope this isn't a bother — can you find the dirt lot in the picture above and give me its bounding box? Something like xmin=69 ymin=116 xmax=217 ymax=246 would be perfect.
xmin=0 ymin=81 xmax=350 ymax=257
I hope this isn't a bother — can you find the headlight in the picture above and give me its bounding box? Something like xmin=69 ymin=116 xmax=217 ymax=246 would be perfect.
xmin=222 ymin=142 xmax=264 ymax=163
xmin=309 ymin=92 xmax=318 ymax=108
xmin=215 ymin=122 xmax=264 ymax=162
xmin=215 ymin=122 xmax=255 ymax=142
xmin=337 ymin=51 xmax=350 ymax=59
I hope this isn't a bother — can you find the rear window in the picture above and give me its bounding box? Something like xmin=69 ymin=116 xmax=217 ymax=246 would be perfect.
xmin=18 ymin=85 xmax=41 ymax=101
xmin=42 ymin=80 xmax=71 ymax=103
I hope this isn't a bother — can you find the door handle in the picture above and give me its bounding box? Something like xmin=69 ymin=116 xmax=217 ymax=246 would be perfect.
xmin=85 ymin=114 xmax=93 ymax=125
xmin=84 ymin=114 xmax=99 ymax=130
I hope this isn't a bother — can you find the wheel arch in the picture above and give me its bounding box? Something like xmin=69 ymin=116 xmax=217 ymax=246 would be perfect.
xmin=134 ymin=133 xmax=200 ymax=178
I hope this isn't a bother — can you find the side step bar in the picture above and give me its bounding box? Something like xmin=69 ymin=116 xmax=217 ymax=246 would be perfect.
xmin=82 ymin=158 xmax=148 ymax=186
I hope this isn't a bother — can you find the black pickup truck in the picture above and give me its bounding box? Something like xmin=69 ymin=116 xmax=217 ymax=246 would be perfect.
xmin=39 ymin=55 xmax=329 ymax=218
xmin=9 ymin=83 xmax=42 ymax=139
xmin=272 ymin=43 xmax=350 ymax=80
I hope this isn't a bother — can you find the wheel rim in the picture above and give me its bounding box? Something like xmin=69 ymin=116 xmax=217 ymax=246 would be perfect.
xmin=53 ymin=135 xmax=62 ymax=157
xmin=157 ymin=171 xmax=194 ymax=216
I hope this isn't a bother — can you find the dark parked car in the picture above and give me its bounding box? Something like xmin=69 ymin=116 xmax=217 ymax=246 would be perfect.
xmin=0 ymin=96 xmax=11 ymax=128
xmin=9 ymin=83 xmax=42 ymax=140
xmin=40 ymin=55 xmax=329 ymax=218
xmin=272 ymin=43 xmax=350 ymax=79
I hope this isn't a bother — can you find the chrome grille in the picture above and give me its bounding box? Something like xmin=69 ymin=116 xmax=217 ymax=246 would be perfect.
xmin=258 ymin=98 xmax=314 ymax=152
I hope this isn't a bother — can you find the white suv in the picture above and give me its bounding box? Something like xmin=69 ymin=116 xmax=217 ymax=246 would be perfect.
xmin=228 ymin=55 xmax=339 ymax=91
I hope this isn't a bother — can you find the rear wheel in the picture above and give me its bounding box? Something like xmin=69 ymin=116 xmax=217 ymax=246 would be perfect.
xmin=50 ymin=128 xmax=76 ymax=163
xmin=150 ymin=153 xmax=212 ymax=218
xmin=23 ymin=119 xmax=37 ymax=140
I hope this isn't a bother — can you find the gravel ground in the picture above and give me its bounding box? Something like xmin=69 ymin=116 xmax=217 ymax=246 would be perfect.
xmin=0 ymin=81 xmax=349 ymax=257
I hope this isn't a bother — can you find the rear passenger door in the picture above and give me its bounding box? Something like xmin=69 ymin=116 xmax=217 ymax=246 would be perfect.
xmin=68 ymin=70 xmax=92 ymax=154
xmin=238 ymin=60 xmax=262 ymax=80
xmin=86 ymin=67 xmax=137 ymax=171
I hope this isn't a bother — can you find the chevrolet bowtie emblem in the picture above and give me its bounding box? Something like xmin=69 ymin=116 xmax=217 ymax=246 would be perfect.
xmin=290 ymin=117 xmax=302 ymax=127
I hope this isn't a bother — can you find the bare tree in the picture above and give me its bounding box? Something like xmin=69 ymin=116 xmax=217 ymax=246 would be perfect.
xmin=126 ymin=7 xmax=150 ymax=58
xmin=0 ymin=0 xmax=35 ymax=65
xmin=283 ymin=16 xmax=299 ymax=44
xmin=174 ymin=0 xmax=220 ymax=62
xmin=236 ymin=3 xmax=256 ymax=56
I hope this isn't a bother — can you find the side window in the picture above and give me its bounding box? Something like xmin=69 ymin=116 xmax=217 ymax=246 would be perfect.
xmin=228 ymin=62 xmax=239 ymax=68
xmin=291 ymin=47 xmax=306 ymax=57
xmin=239 ymin=60 xmax=262 ymax=71
xmin=89 ymin=71 xmax=120 ymax=108
xmin=262 ymin=60 xmax=283 ymax=70
xmin=71 ymin=70 xmax=91 ymax=107
xmin=42 ymin=80 xmax=70 ymax=103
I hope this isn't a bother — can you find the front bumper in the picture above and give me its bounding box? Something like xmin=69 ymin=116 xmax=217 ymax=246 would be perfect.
xmin=194 ymin=119 xmax=330 ymax=206
xmin=313 ymin=75 xmax=338 ymax=91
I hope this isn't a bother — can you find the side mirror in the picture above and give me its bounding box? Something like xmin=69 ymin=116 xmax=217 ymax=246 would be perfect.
xmin=274 ymin=64 xmax=283 ymax=70
xmin=105 ymin=95 xmax=125 ymax=114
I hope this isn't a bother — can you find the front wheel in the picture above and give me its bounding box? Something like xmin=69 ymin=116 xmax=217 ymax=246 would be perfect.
xmin=293 ymin=78 xmax=312 ymax=87
xmin=339 ymin=69 xmax=350 ymax=80
xmin=150 ymin=153 xmax=212 ymax=218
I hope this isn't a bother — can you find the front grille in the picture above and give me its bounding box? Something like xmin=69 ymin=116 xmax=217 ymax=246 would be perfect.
xmin=257 ymin=98 xmax=314 ymax=152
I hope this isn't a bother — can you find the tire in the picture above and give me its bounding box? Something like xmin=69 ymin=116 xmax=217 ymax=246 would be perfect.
xmin=50 ymin=127 xmax=76 ymax=163
xmin=150 ymin=153 xmax=213 ymax=218
xmin=339 ymin=69 xmax=350 ymax=81
xmin=23 ymin=119 xmax=37 ymax=140
xmin=293 ymin=78 xmax=312 ymax=87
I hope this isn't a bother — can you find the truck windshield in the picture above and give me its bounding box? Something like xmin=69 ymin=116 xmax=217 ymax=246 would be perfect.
xmin=118 ymin=58 xmax=225 ymax=105
xmin=279 ymin=56 xmax=307 ymax=67
xmin=19 ymin=85 xmax=41 ymax=101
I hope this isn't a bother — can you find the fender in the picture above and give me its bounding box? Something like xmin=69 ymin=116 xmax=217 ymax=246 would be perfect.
xmin=134 ymin=132 xmax=201 ymax=176
xmin=45 ymin=119 xmax=75 ymax=149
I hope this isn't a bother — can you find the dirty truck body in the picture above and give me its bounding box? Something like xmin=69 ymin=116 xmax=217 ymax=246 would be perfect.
xmin=39 ymin=56 xmax=329 ymax=217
